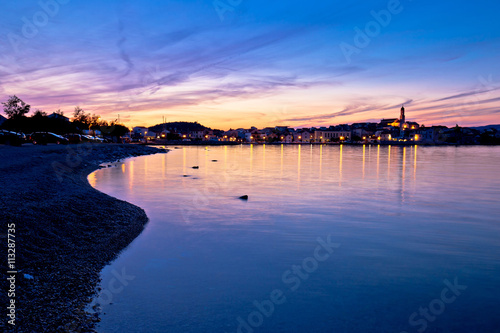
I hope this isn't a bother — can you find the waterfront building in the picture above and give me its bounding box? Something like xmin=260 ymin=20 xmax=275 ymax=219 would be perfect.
xmin=379 ymin=118 xmax=399 ymax=129
xmin=313 ymin=130 xmax=351 ymax=142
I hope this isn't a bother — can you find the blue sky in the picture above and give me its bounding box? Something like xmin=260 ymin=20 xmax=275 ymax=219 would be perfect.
xmin=0 ymin=0 xmax=499 ymax=129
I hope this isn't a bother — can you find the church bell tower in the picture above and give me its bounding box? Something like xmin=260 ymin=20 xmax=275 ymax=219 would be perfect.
xmin=399 ymin=105 xmax=405 ymax=133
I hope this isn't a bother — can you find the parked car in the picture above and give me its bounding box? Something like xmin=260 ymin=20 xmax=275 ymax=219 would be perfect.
xmin=81 ymin=135 xmax=105 ymax=143
xmin=0 ymin=130 xmax=24 ymax=146
xmin=80 ymin=135 xmax=94 ymax=142
xmin=31 ymin=132 xmax=69 ymax=145
xmin=64 ymin=134 xmax=82 ymax=144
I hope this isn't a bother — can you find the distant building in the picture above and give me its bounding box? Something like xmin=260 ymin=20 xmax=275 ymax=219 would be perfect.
xmin=48 ymin=113 xmax=70 ymax=122
xmin=299 ymin=131 xmax=313 ymax=142
xmin=407 ymin=122 xmax=419 ymax=130
xmin=244 ymin=132 xmax=253 ymax=142
xmin=157 ymin=129 xmax=170 ymax=139
xmin=379 ymin=131 xmax=392 ymax=141
xmin=145 ymin=131 xmax=156 ymax=140
xmin=275 ymin=126 xmax=289 ymax=132
xmin=416 ymin=126 xmax=446 ymax=143
xmin=190 ymin=130 xmax=205 ymax=139
xmin=313 ymin=130 xmax=351 ymax=142
xmin=132 ymin=126 xmax=148 ymax=137
xmin=379 ymin=118 xmax=399 ymax=129
xmin=352 ymin=128 xmax=372 ymax=139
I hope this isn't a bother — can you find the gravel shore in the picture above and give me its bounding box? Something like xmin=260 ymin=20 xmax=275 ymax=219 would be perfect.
xmin=0 ymin=143 xmax=167 ymax=332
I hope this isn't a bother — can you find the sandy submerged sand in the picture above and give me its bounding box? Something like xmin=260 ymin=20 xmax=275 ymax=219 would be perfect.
xmin=0 ymin=143 xmax=167 ymax=332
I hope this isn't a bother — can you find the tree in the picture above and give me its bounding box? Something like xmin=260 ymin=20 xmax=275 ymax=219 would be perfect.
xmin=73 ymin=106 xmax=89 ymax=124
xmin=2 ymin=95 xmax=30 ymax=119
xmin=54 ymin=109 xmax=64 ymax=116
xmin=32 ymin=109 xmax=47 ymax=117
xmin=89 ymin=114 xmax=101 ymax=129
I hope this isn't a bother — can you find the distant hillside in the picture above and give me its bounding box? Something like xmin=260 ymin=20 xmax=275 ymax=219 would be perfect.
xmin=148 ymin=121 xmax=210 ymax=133
xmin=471 ymin=124 xmax=500 ymax=131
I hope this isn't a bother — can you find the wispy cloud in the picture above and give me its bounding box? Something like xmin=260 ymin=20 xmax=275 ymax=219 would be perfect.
xmin=433 ymin=87 xmax=500 ymax=102
xmin=1 ymin=0 xmax=499 ymax=128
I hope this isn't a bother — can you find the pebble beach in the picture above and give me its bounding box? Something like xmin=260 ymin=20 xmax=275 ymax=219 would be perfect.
xmin=0 ymin=144 xmax=167 ymax=332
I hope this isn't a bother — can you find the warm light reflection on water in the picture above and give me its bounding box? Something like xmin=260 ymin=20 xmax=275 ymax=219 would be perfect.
xmin=89 ymin=145 xmax=500 ymax=333
xmin=87 ymin=172 xmax=96 ymax=188
xmin=339 ymin=144 xmax=343 ymax=187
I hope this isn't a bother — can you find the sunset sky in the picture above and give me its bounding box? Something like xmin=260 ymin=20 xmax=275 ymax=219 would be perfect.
xmin=0 ymin=0 xmax=499 ymax=129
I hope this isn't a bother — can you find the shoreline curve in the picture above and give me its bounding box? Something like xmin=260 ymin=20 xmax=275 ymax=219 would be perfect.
xmin=0 ymin=144 xmax=167 ymax=333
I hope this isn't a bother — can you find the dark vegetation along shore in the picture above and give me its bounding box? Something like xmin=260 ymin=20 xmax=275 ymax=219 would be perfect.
xmin=0 ymin=144 xmax=167 ymax=332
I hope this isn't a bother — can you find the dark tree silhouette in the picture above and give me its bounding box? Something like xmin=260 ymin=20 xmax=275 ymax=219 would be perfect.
xmin=2 ymin=95 xmax=31 ymax=119
xmin=32 ymin=109 xmax=47 ymax=117
xmin=73 ymin=106 xmax=89 ymax=125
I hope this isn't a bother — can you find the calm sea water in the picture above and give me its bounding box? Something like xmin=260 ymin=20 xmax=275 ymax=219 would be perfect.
xmin=89 ymin=145 xmax=500 ymax=333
